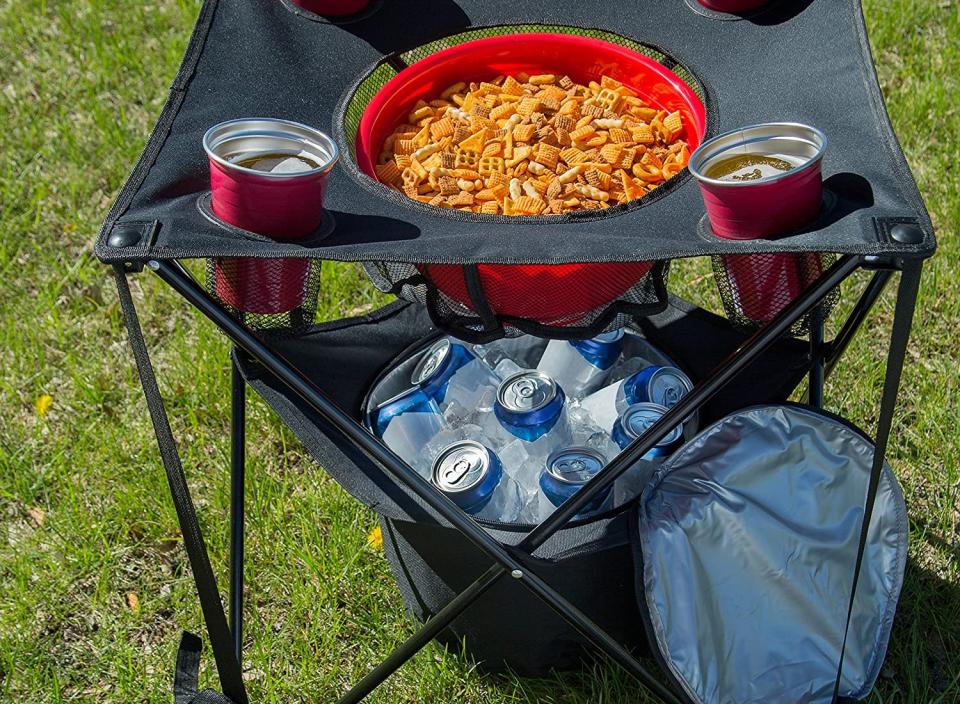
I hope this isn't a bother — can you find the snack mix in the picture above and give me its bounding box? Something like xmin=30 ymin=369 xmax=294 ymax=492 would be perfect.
xmin=375 ymin=73 xmax=691 ymax=215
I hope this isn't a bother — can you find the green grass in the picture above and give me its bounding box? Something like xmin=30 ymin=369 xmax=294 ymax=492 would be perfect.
xmin=0 ymin=0 xmax=957 ymax=701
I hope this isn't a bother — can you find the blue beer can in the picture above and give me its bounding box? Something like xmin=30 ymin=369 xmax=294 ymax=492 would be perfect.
xmin=623 ymin=365 xmax=693 ymax=410
xmin=612 ymin=402 xmax=684 ymax=456
xmin=494 ymin=371 xmax=566 ymax=441
xmin=570 ymin=328 xmax=626 ymax=370
xmin=431 ymin=440 xmax=503 ymax=514
xmin=411 ymin=338 xmax=477 ymax=403
xmin=370 ymin=386 xmax=440 ymax=437
xmin=539 ymin=446 xmax=610 ymax=515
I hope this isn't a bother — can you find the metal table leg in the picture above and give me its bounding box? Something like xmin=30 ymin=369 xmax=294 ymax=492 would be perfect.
xmin=809 ymin=314 xmax=825 ymax=408
xmin=230 ymin=354 xmax=246 ymax=663
xmin=824 ymin=270 xmax=893 ymax=380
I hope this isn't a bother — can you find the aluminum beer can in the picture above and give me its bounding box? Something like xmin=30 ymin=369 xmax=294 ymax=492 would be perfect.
xmin=612 ymin=402 xmax=684 ymax=456
xmin=623 ymin=365 xmax=693 ymax=409
xmin=431 ymin=440 xmax=503 ymax=514
xmin=539 ymin=446 xmax=610 ymax=514
xmin=370 ymin=387 xmax=435 ymax=436
xmin=537 ymin=329 xmax=623 ymax=397
xmin=570 ymin=328 xmax=625 ymax=370
xmin=411 ymin=338 xmax=476 ymax=403
xmin=369 ymin=387 xmax=441 ymax=438
xmin=494 ymin=371 xmax=565 ymax=441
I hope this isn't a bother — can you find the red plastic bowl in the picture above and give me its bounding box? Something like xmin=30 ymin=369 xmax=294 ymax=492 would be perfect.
xmin=697 ymin=0 xmax=770 ymax=12
xmin=290 ymin=0 xmax=370 ymax=16
xmin=356 ymin=33 xmax=707 ymax=328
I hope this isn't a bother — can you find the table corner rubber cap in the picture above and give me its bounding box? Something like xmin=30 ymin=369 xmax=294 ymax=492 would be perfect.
xmin=107 ymin=225 xmax=143 ymax=248
xmin=890 ymin=222 xmax=924 ymax=244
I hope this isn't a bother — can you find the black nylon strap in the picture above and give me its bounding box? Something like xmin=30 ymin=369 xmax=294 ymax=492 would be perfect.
xmin=175 ymin=632 xmax=239 ymax=704
xmin=831 ymin=261 xmax=922 ymax=702
xmin=175 ymin=632 xmax=204 ymax=704
xmin=112 ymin=265 xmax=249 ymax=704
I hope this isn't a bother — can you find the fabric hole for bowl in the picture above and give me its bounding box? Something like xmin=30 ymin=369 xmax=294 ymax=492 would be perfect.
xmin=341 ymin=27 xmax=707 ymax=333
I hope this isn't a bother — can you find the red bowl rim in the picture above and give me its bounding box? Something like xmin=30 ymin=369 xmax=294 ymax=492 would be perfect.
xmin=355 ymin=31 xmax=707 ymax=181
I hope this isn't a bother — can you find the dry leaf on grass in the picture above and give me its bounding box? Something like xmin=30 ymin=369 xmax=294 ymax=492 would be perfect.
xmin=27 ymin=507 xmax=45 ymax=527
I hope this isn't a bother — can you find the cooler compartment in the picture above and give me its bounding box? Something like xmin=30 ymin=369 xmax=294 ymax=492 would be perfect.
xmin=235 ymin=295 xmax=817 ymax=673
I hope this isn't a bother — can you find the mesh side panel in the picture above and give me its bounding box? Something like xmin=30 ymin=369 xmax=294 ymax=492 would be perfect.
xmin=205 ymin=258 xmax=322 ymax=334
xmin=712 ymin=253 xmax=838 ymax=337
xmin=364 ymin=260 xmax=669 ymax=342
xmin=343 ymin=23 xmax=706 ymax=158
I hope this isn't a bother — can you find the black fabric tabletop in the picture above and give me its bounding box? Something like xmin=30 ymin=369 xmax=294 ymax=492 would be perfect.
xmin=96 ymin=0 xmax=935 ymax=265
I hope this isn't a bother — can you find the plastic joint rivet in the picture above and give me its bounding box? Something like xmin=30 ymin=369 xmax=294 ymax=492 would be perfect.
xmin=511 ymin=569 xmax=523 ymax=579
xmin=889 ymin=223 xmax=924 ymax=244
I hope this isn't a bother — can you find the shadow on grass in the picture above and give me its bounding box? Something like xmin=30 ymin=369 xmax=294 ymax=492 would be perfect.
xmin=880 ymin=557 xmax=960 ymax=700
xmin=422 ymin=554 xmax=960 ymax=703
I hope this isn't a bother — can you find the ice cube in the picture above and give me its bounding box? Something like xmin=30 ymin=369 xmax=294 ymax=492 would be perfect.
xmin=382 ymin=410 xmax=446 ymax=478
xmin=566 ymin=402 xmax=606 ymax=444
xmin=269 ymin=154 xmax=316 ymax=174
xmin=605 ymin=355 xmax=650 ymax=384
xmin=474 ymin=385 xmax=497 ymax=414
xmin=499 ymin=440 xmax=538 ymax=502
xmin=586 ymin=430 xmax=621 ymax=460
xmin=442 ymin=400 xmax=472 ymax=428
xmin=579 ymin=379 xmax=628 ymax=433
xmin=494 ymin=358 xmax=524 ymax=380
xmin=443 ymin=359 xmax=501 ymax=414
xmin=473 ymin=335 xmax=545 ymax=370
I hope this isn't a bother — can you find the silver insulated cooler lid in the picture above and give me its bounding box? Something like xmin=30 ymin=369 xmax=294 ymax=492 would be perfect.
xmin=637 ymin=405 xmax=907 ymax=704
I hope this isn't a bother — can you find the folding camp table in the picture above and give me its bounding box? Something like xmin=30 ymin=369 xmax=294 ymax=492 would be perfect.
xmin=97 ymin=1 xmax=935 ymax=702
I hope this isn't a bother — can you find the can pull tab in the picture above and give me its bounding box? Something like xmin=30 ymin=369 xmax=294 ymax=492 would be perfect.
xmin=443 ymin=459 xmax=471 ymax=484
xmin=555 ymin=458 xmax=586 ymax=479
xmin=662 ymin=386 xmax=681 ymax=406
xmin=515 ymin=380 xmax=536 ymax=398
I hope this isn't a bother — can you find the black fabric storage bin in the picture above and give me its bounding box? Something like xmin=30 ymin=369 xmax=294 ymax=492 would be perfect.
xmin=380 ymin=513 xmax=644 ymax=674
xmin=236 ymin=295 xmax=816 ymax=673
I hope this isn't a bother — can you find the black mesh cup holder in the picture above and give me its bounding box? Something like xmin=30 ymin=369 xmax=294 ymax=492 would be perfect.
xmin=205 ymin=257 xmax=322 ymax=333
xmin=336 ymin=25 xmax=708 ymax=340
xmin=195 ymin=193 xmax=334 ymax=334
xmin=712 ymin=252 xmax=838 ymax=336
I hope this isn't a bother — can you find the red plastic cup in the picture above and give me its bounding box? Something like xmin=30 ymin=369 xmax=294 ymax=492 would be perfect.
xmin=689 ymin=122 xmax=828 ymax=323
xmin=289 ymin=0 xmax=370 ymax=16
xmin=203 ymin=118 xmax=338 ymax=313
xmin=697 ymin=0 xmax=770 ymax=12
